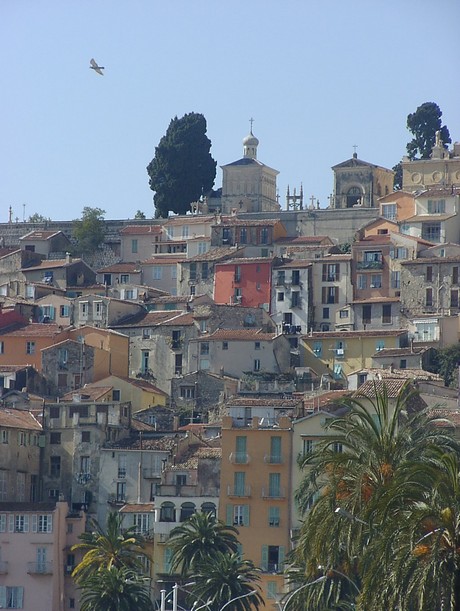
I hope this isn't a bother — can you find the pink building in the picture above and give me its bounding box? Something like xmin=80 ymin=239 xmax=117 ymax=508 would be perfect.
xmin=0 ymin=499 xmax=85 ymax=610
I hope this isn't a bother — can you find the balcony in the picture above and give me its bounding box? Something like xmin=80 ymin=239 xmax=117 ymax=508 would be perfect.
xmin=143 ymin=468 xmax=162 ymax=479
xmin=263 ymin=454 xmax=284 ymax=465
xmin=227 ymin=485 xmax=251 ymax=498
xmin=229 ymin=452 xmax=250 ymax=465
xmin=356 ymin=260 xmax=383 ymax=270
xmin=261 ymin=487 xmax=286 ymax=499
xmin=107 ymin=494 xmax=127 ymax=505
xmin=0 ymin=561 xmax=8 ymax=574
xmin=28 ymin=561 xmax=53 ymax=575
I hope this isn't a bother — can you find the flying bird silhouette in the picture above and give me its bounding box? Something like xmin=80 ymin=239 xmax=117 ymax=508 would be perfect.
xmin=90 ymin=58 xmax=104 ymax=75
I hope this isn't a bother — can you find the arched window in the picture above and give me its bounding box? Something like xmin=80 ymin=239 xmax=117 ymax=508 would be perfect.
xmin=346 ymin=186 xmax=362 ymax=208
xmin=180 ymin=502 xmax=196 ymax=522
xmin=160 ymin=502 xmax=175 ymax=522
xmin=201 ymin=502 xmax=216 ymax=517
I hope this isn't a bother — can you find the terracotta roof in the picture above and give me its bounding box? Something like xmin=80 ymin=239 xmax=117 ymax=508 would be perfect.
xmin=275 ymin=260 xmax=312 ymax=269
xmin=401 ymin=257 xmax=460 ymax=265
xmin=372 ymin=368 xmax=443 ymax=382
xmin=0 ymin=322 xmax=68 ymax=337
xmin=276 ymin=236 xmax=332 ymax=244
xmin=0 ymin=502 xmax=57 ymax=512
xmin=225 ymin=397 xmax=300 ymax=407
xmin=120 ymin=503 xmax=155 ymax=513
xmin=303 ymin=329 xmax=407 ymax=340
xmin=0 ymin=248 xmax=19 ymax=258
xmin=415 ymin=187 xmax=460 ymax=197
xmin=96 ymin=262 xmax=141 ymax=273
xmin=120 ymin=225 xmax=162 ymax=235
xmin=170 ymin=445 xmax=221 ymax=470
xmin=105 ymin=435 xmax=177 ymax=451
xmin=19 ymin=231 xmax=62 ymax=241
xmin=206 ymin=329 xmax=277 ymax=341
xmin=427 ymin=408 xmax=460 ymax=427
xmin=186 ymin=247 xmax=244 ymax=262
xmin=160 ymin=312 xmax=196 ymax=326
xmin=60 ymin=387 xmax=113 ymax=402
xmin=115 ymin=376 xmax=168 ymax=396
xmin=300 ymin=390 xmax=352 ymax=411
xmin=354 ymin=379 xmax=412 ymax=397
xmin=21 ymin=258 xmax=85 ymax=270
xmin=371 ymin=347 xmax=426 ymax=357
xmin=141 ymin=257 xmax=184 ymax=265
xmin=216 ymin=257 xmax=274 ymax=266
xmin=164 ymin=215 xmax=217 ymax=225
xmin=352 ymin=297 xmax=401 ymax=304
xmin=113 ymin=311 xmax=184 ymax=328
xmin=0 ymin=408 xmax=42 ymax=430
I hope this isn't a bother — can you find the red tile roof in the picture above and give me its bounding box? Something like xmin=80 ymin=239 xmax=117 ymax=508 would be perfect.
xmin=120 ymin=225 xmax=162 ymax=235
xmin=206 ymin=329 xmax=277 ymax=341
xmin=0 ymin=323 xmax=68 ymax=337
xmin=19 ymin=231 xmax=62 ymax=241
xmin=96 ymin=263 xmax=141 ymax=273
xmin=0 ymin=408 xmax=42 ymax=430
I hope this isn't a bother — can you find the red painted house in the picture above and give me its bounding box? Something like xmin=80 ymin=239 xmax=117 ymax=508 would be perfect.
xmin=213 ymin=257 xmax=274 ymax=310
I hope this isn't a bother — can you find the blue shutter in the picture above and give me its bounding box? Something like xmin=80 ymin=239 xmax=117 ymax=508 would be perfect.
xmin=226 ymin=505 xmax=233 ymax=526
xmin=243 ymin=504 xmax=250 ymax=526
xmin=261 ymin=545 xmax=268 ymax=571
xmin=0 ymin=586 xmax=6 ymax=608
xmin=278 ymin=546 xmax=285 ymax=570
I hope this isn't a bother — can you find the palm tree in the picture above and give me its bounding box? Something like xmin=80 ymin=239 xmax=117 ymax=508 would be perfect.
xmin=72 ymin=512 xmax=149 ymax=584
xmin=191 ymin=551 xmax=263 ymax=611
xmin=79 ymin=565 xmax=154 ymax=611
xmin=291 ymin=381 xmax=459 ymax=610
xmin=168 ymin=511 xmax=239 ymax=577
xmin=360 ymin=449 xmax=460 ymax=610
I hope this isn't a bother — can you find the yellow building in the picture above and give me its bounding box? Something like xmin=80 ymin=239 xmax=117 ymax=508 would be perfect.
xmin=219 ymin=413 xmax=294 ymax=608
xmin=301 ymin=329 xmax=408 ymax=384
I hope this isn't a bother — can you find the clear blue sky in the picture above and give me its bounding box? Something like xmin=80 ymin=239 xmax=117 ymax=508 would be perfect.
xmin=1 ymin=0 xmax=459 ymax=222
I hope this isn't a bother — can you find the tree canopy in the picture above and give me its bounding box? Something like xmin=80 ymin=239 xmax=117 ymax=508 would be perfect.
xmin=406 ymin=102 xmax=451 ymax=160
xmin=72 ymin=206 xmax=106 ymax=254
xmin=146 ymin=112 xmax=216 ymax=218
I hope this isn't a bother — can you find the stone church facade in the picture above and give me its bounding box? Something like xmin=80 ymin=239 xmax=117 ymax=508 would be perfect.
xmin=331 ymin=153 xmax=394 ymax=209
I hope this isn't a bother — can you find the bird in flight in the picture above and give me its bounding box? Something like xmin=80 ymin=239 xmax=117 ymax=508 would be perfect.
xmin=90 ymin=58 xmax=105 ymax=75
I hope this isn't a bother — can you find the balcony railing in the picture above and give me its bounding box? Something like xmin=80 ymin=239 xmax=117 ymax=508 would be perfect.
xmin=229 ymin=452 xmax=250 ymax=465
xmin=27 ymin=561 xmax=53 ymax=574
xmin=227 ymin=485 xmax=251 ymax=498
xmin=356 ymin=260 xmax=383 ymax=270
xmin=263 ymin=454 xmax=284 ymax=465
xmin=261 ymin=486 xmax=286 ymax=499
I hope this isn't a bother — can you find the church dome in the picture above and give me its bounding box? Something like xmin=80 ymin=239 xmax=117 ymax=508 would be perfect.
xmin=243 ymin=131 xmax=259 ymax=147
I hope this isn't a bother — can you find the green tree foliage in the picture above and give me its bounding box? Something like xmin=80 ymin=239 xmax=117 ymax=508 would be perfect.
xmin=79 ymin=565 xmax=154 ymax=611
xmin=134 ymin=210 xmax=146 ymax=219
xmin=291 ymin=382 xmax=460 ymax=610
xmin=168 ymin=511 xmax=239 ymax=577
xmin=392 ymin=161 xmax=402 ymax=190
xmin=73 ymin=206 xmax=106 ymax=254
xmin=191 ymin=551 xmax=263 ymax=611
xmin=428 ymin=344 xmax=460 ymax=387
xmin=28 ymin=212 xmax=50 ymax=223
xmin=406 ymin=102 xmax=451 ymax=160
xmin=147 ymin=112 xmax=216 ymax=218
xmin=71 ymin=512 xmax=149 ymax=584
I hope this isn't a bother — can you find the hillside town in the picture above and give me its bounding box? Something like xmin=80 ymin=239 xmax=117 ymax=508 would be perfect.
xmin=1 ymin=127 xmax=460 ymax=610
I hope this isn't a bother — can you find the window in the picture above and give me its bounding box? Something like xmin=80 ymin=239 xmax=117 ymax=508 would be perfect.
xmin=277 ymin=291 xmax=284 ymax=301
xmin=269 ymin=436 xmax=282 ymax=463
xmin=80 ymin=456 xmax=90 ymax=474
xmin=141 ymin=350 xmax=149 ymax=374
xmin=180 ymin=503 xmax=196 ymax=521
xmin=390 ymin=247 xmax=408 ymax=260
xmin=427 ymin=199 xmax=446 ymax=214
xmin=426 ymin=288 xmax=433 ymax=307
xmin=262 ymin=545 xmax=285 ymax=573
xmin=0 ymin=341 xmax=3 ymax=354
xmin=422 ymin=223 xmax=441 ymax=242
xmin=0 ymin=586 xmax=24 ymax=608
xmin=0 ymin=513 xmax=6 ymax=531
xmin=277 ymin=271 xmax=285 ymax=285
xmin=112 ymin=389 xmax=121 ymax=401
xmin=268 ymin=473 xmax=281 ymax=498
xmin=370 ymin=274 xmax=382 ymax=288
xmin=362 ymin=304 xmax=372 ymax=324
xmin=69 ymin=598 xmax=75 ymax=609
xmin=201 ymin=262 xmax=209 ymax=280
xmin=291 ymin=270 xmax=300 ymax=285
xmin=180 ymin=386 xmax=195 ymax=399
xmin=117 ymin=482 xmax=126 ymax=502
xmin=235 ymin=436 xmax=247 ymax=464
xmin=313 ymin=341 xmax=322 ymax=357
xmin=171 ymin=330 xmax=182 ymax=349
xmin=254 ymin=341 xmax=261 ymax=350
xmin=260 ymin=227 xmax=269 ymax=244
xmin=322 ymin=286 xmax=338 ymax=303
xmin=1 ymin=430 xmax=9 ymax=444
xmin=322 ymin=263 xmax=340 ymax=282
xmin=176 ymin=474 xmax=187 ymax=486
xmin=189 ymin=262 xmax=197 ymax=281
xmin=231 ymin=505 xmax=249 ymax=527
xmin=26 ymin=341 xmax=35 ymax=355
xmin=94 ymin=301 xmax=103 ymax=319
xmin=18 ymin=431 xmax=26 ymax=446
xmin=234 ymin=472 xmax=246 ymax=496
xmin=453 ymin=267 xmax=459 ymax=285
xmin=400 ymin=359 xmax=407 ymax=369
xmin=382 ymin=304 xmax=392 ymax=324
xmin=79 ymin=302 xmax=88 ymax=319
xmin=382 ymin=203 xmax=396 ymax=220
xmin=222 ymin=341 xmax=228 ymax=350
xmin=152 ymin=266 xmax=163 ymax=280
xmin=182 ymin=225 xmax=189 ymax=238
xmin=234 ymin=266 xmax=241 ymax=282
xmin=267 ymin=581 xmax=278 ymax=600
xmin=291 ymin=291 xmax=300 ymax=307
xmin=426 ymin=266 xmax=433 ymax=282
xmin=160 ymin=502 xmax=175 ymax=522
xmin=131 ymin=239 xmax=138 ymax=253
xmin=38 ymin=514 xmax=53 ymax=533
xmin=133 ymin=513 xmax=150 ymax=534
xmin=200 ymin=342 xmax=209 ymax=355
xmin=239 ymin=227 xmax=247 ymax=244
xmin=322 ymin=307 xmax=330 ymax=319
xmin=198 ymin=242 xmax=207 ymax=255
xmin=391 ymin=271 xmax=400 ymax=289
xmin=268 ymin=506 xmax=280 ymax=527
xmin=15 ymin=515 xmax=29 ymax=532
xmin=339 ymin=309 xmax=349 ymax=318
xmin=451 ymin=290 xmax=459 ymax=308
xmin=302 ymin=439 xmax=314 ymax=455
xmin=376 ymin=340 xmax=385 ymax=352
xmin=175 ymin=353 xmax=183 ymax=374
xmin=57 ymin=373 xmax=67 ymax=388
xmin=254 ymin=359 xmax=261 ymax=372
xmin=50 ymin=432 xmax=61 ymax=445
xmin=357 ymin=274 xmax=367 ymax=290
xmin=0 ymin=471 xmax=7 ymax=500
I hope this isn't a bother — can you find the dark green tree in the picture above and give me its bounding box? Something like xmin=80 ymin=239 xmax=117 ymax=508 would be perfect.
xmin=28 ymin=212 xmax=50 ymax=223
xmin=73 ymin=206 xmax=106 ymax=254
xmin=134 ymin=210 xmax=146 ymax=219
xmin=71 ymin=512 xmax=149 ymax=584
xmin=428 ymin=344 xmax=460 ymax=387
xmin=392 ymin=162 xmax=403 ymax=190
xmin=191 ymin=551 xmax=263 ymax=611
xmin=406 ymin=102 xmax=451 ymax=160
xmin=147 ymin=112 xmax=216 ymax=218
xmin=168 ymin=511 xmax=239 ymax=577
xmin=79 ymin=566 xmax=154 ymax=611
